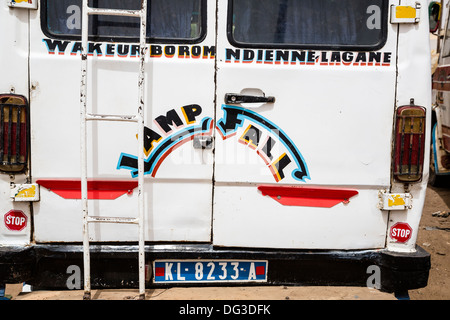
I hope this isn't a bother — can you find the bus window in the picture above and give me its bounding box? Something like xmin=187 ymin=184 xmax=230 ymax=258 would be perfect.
xmin=229 ymin=0 xmax=387 ymax=50
xmin=42 ymin=0 xmax=204 ymax=42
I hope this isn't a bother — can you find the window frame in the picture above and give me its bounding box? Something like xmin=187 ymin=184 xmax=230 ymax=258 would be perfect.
xmin=226 ymin=0 xmax=389 ymax=51
xmin=40 ymin=0 xmax=207 ymax=44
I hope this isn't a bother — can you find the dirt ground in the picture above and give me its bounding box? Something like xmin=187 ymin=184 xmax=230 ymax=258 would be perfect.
xmin=3 ymin=185 xmax=449 ymax=300
xmin=409 ymin=185 xmax=450 ymax=300
xmin=6 ymin=285 xmax=397 ymax=300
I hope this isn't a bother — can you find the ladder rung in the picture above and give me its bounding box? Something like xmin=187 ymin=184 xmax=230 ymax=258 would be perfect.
xmin=87 ymin=216 xmax=139 ymax=224
xmin=86 ymin=7 xmax=143 ymax=18
xmin=85 ymin=113 xmax=138 ymax=122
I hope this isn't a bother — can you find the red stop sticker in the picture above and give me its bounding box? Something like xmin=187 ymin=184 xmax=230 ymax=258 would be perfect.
xmin=390 ymin=222 xmax=412 ymax=243
xmin=4 ymin=210 xmax=28 ymax=231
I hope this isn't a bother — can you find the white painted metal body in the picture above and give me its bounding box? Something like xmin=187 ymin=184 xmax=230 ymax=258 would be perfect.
xmin=0 ymin=0 xmax=433 ymax=265
xmin=0 ymin=2 xmax=31 ymax=246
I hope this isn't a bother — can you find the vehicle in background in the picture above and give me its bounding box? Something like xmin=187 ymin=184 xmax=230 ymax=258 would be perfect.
xmin=430 ymin=0 xmax=450 ymax=186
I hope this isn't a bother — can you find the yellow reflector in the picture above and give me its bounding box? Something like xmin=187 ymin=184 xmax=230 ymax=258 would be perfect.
xmin=388 ymin=194 xmax=406 ymax=207
xmin=396 ymin=6 xmax=416 ymax=19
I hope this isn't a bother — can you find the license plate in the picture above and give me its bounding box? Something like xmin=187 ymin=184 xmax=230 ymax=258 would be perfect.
xmin=153 ymin=260 xmax=268 ymax=283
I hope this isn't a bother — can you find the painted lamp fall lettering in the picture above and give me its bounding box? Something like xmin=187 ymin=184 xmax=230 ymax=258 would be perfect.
xmin=216 ymin=105 xmax=309 ymax=182
xmin=117 ymin=104 xmax=310 ymax=183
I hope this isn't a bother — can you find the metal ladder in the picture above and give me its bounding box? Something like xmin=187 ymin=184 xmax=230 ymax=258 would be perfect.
xmin=79 ymin=0 xmax=147 ymax=300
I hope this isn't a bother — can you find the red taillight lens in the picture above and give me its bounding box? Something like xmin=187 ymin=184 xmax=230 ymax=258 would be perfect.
xmin=0 ymin=94 xmax=28 ymax=173
xmin=393 ymin=105 xmax=426 ymax=182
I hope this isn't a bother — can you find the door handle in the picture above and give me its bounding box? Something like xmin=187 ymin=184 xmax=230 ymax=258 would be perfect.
xmin=224 ymin=93 xmax=275 ymax=104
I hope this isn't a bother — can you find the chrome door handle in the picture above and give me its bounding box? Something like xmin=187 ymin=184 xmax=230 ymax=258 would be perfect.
xmin=224 ymin=93 xmax=275 ymax=104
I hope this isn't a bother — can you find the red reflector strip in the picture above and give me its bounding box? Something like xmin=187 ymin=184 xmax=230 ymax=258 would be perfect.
xmin=36 ymin=179 xmax=138 ymax=200
xmin=257 ymin=185 xmax=358 ymax=208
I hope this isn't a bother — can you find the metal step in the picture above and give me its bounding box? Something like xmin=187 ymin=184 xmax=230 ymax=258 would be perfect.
xmin=85 ymin=113 xmax=138 ymax=122
xmin=86 ymin=7 xmax=143 ymax=18
xmin=86 ymin=216 xmax=139 ymax=224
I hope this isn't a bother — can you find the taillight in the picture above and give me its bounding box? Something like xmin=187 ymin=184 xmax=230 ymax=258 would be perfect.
xmin=0 ymin=94 xmax=28 ymax=173
xmin=393 ymin=103 xmax=426 ymax=182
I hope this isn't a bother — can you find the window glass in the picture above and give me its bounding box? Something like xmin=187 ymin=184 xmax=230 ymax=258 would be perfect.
xmin=229 ymin=0 xmax=387 ymax=49
xmin=43 ymin=0 xmax=203 ymax=42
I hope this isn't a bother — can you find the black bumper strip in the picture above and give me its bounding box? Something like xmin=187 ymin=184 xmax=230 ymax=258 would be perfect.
xmin=0 ymin=244 xmax=430 ymax=293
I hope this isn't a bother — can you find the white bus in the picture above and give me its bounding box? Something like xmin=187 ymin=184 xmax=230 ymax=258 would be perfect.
xmin=1 ymin=0 xmax=433 ymax=299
